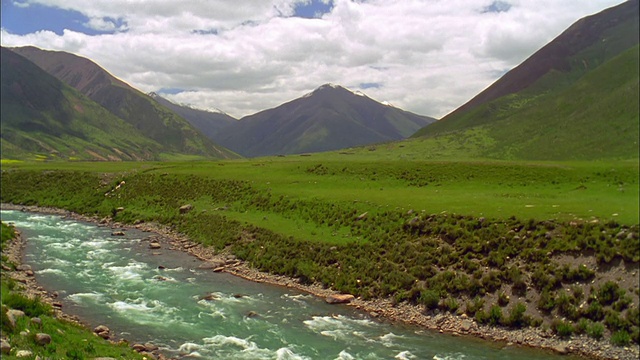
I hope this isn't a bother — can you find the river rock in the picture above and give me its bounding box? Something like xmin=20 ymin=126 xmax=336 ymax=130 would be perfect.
xmin=179 ymin=204 xmax=193 ymax=214
xmin=149 ymin=242 xmax=161 ymax=249
xmin=201 ymin=293 xmax=219 ymax=301
xmin=144 ymin=342 xmax=159 ymax=351
xmin=111 ymin=231 xmax=125 ymax=236
xmin=93 ymin=325 xmax=110 ymax=339
xmin=325 ymin=294 xmax=355 ymax=304
xmin=16 ymin=350 xmax=33 ymax=358
xmin=460 ymin=320 xmax=474 ymax=333
xmin=552 ymin=343 xmax=569 ymax=354
xmin=132 ymin=343 xmax=146 ymax=352
xmin=16 ymin=264 xmax=32 ymax=271
xmin=31 ymin=317 xmax=42 ymax=327
xmin=1 ymin=339 xmax=10 ymax=354
xmin=35 ymin=333 xmax=52 ymax=345
xmin=198 ymin=260 xmax=225 ymax=269
xmin=6 ymin=309 xmax=25 ymax=329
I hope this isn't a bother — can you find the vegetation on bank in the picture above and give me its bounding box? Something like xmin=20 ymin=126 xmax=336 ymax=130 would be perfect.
xmin=1 ymin=158 xmax=639 ymax=347
xmin=0 ymin=222 xmax=145 ymax=359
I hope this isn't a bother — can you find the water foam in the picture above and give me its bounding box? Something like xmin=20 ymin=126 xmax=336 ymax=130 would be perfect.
xmin=335 ymin=350 xmax=355 ymax=360
xmin=433 ymin=354 xmax=466 ymax=360
xmin=37 ymin=268 xmax=64 ymax=275
xmin=395 ymin=350 xmax=417 ymax=359
xmin=68 ymin=292 xmax=105 ymax=304
xmin=379 ymin=332 xmax=404 ymax=347
xmin=275 ymin=347 xmax=310 ymax=360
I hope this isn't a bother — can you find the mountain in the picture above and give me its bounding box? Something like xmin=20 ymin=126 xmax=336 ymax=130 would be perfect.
xmin=148 ymin=92 xmax=237 ymax=141
xmin=411 ymin=0 xmax=639 ymax=161
xmin=1 ymin=47 xmax=164 ymax=160
xmin=9 ymin=46 xmax=238 ymax=160
xmin=216 ymin=84 xmax=436 ymax=157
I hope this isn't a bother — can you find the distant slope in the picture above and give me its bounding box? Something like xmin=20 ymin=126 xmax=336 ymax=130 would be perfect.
xmin=217 ymin=84 xmax=435 ymax=157
xmin=1 ymin=47 xmax=164 ymax=161
xmin=148 ymin=92 xmax=237 ymax=141
xmin=411 ymin=0 xmax=639 ymax=161
xmin=10 ymin=46 xmax=238 ymax=160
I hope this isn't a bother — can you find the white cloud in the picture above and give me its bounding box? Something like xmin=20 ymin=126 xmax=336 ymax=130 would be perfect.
xmin=1 ymin=0 xmax=626 ymax=118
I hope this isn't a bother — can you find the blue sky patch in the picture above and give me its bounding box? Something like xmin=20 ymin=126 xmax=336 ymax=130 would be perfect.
xmin=482 ymin=1 xmax=512 ymax=14
xmin=158 ymin=88 xmax=185 ymax=95
xmin=1 ymin=1 xmax=120 ymax=35
xmin=359 ymin=82 xmax=381 ymax=89
xmin=293 ymin=0 xmax=334 ymax=19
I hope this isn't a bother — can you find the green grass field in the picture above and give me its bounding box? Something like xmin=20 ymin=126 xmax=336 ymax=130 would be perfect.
xmin=3 ymin=157 xmax=636 ymax=224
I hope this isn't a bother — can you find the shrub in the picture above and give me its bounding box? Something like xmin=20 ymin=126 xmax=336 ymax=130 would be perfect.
xmin=475 ymin=309 xmax=488 ymax=324
xmin=419 ymin=290 xmax=440 ymax=310
xmin=587 ymin=322 xmax=605 ymax=340
xmin=506 ymin=302 xmax=528 ymax=328
xmin=441 ymin=297 xmax=459 ymax=313
xmin=605 ymin=311 xmax=629 ymax=332
xmin=465 ymin=297 xmax=485 ymax=316
xmin=575 ymin=318 xmax=589 ymax=334
xmin=584 ymin=301 xmax=605 ymax=321
xmin=598 ymin=281 xmax=622 ymax=306
xmin=553 ymin=319 xmax=574 ymax=338
xmin=611 ymin=330 xmax=631 ymax=346
xmin=537 ymin=290 xmax=556 ymax=312
xmin=627 ymin=307 xmax=639 ymax=327
xmin=612 ymin=295 xmax=632 ymax=312
xmin=497 ymin=292 xmax=510 ymax=307
xmin=489 ymin=305 xmax=503 ymax=326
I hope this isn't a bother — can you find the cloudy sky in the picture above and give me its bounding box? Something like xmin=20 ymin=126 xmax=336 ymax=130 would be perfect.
xmin=1 ymin=0 xmax=625 ymax=119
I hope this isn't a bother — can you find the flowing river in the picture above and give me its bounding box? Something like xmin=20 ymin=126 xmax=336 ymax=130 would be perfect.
xmin=1 ymin=210 xmax=568 ymax=359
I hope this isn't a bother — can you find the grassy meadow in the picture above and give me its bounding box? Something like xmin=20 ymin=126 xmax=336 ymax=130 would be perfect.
xmin=1 ymin=155 xmax=639 ymax=345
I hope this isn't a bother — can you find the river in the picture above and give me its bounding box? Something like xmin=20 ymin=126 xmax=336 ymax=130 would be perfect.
xmin=1 ymin=209 xmax=566 ymax=359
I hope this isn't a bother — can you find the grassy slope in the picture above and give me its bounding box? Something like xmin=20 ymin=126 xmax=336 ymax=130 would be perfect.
xmin=1 ymin=48 xmax=164 ymax=161
xmin=410 ymin=46 xmax=639 ymax=161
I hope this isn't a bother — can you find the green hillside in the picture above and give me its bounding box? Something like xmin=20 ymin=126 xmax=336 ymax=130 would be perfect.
xmin=411 ymin=1 xmax=639 ymax=161
xmin=1 ymin=48 xmax=164 ymax=161
xmin=9 ymin=46 xmax=239 ymax=160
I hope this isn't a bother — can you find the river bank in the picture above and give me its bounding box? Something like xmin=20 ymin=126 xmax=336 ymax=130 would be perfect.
xmin=2 ymin=204 xmax=638 ymax=360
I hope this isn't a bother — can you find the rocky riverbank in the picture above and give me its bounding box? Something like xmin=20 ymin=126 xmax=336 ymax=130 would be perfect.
xmin=2 ymin=204 xmax=639 ymax=360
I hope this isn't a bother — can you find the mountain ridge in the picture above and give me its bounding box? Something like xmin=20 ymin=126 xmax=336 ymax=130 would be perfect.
xmin=216 ymin=83 xmax=436 ymax=157
xmin=148 ymin=92 xmax=238 ymax=143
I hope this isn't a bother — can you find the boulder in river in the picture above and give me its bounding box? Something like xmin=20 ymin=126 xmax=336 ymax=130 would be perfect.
xmin=325 ymin=294 xmax=355 ymax=304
